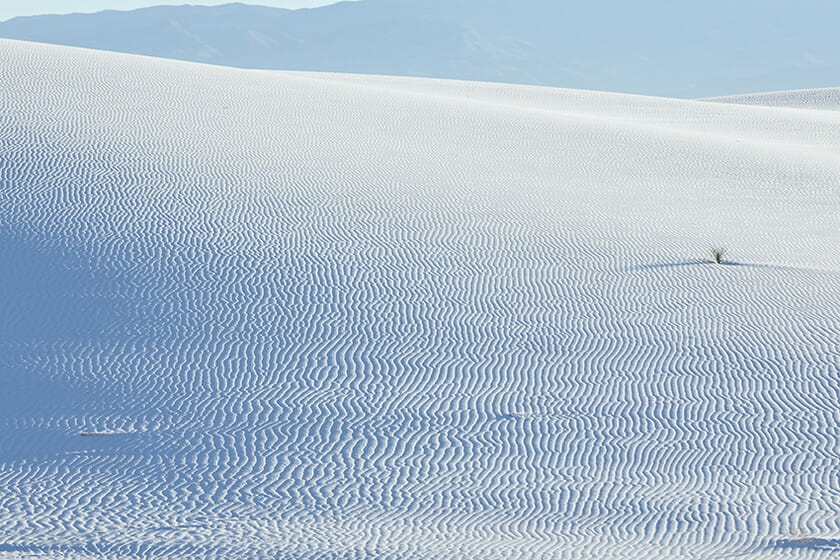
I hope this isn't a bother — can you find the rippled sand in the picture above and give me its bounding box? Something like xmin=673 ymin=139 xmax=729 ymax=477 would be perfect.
xmin=0 ymin=39 xmax=838 ymax=559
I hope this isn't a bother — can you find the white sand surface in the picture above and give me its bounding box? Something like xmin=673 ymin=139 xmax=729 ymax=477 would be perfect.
xmin=0 ymin=39 xmax=838 ymax=559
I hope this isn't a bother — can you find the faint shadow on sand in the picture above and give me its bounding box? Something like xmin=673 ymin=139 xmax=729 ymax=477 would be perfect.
xmin=0 ymin=543 xmax=200 ymax=556
xmin=633 ymin=260 xmax=710 ymax=270
xmin=0 ymin=234 xmax=138 ymax=464
xmin=772 ymin=537 xmax=840 ymax=551
xmin=632 ymin=260 xmax=798 ymax=272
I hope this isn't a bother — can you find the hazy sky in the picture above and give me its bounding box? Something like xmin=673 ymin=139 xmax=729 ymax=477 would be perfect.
xmin=0 ymin=1 xmax=347 ymax=21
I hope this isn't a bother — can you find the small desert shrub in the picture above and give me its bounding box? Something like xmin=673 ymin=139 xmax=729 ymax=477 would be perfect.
xmin=710 ymin=247 xmax=727 ymax=264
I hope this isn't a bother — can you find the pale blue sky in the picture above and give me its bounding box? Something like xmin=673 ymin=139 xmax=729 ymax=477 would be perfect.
xmin=0 ymin=1 xmax=346 ymax=22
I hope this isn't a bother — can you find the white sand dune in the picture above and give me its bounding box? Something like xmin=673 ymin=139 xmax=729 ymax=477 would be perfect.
xmin=0 ymin=39 xmax=838 ymax=560
xmin=707 ymin=88 xmax=840 ymax=111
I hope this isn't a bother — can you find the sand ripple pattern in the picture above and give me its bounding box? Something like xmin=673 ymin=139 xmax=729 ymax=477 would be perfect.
xmin=0 ymin=40 xmax=838 ymax=559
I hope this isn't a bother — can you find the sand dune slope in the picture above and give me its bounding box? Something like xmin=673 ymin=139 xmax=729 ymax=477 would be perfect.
xmin=707 ymin=88 xmax=840 ymax=111
xmin=0 ymin=40 xmax=838 ymax=559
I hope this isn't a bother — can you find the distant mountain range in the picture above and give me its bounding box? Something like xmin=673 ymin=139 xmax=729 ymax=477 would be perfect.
xmin=2 ymin=0 xmax=840 ymax=97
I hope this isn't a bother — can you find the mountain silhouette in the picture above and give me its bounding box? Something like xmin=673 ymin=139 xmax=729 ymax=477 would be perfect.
xmin=1 ymin=0 xmax=839 ymax=97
